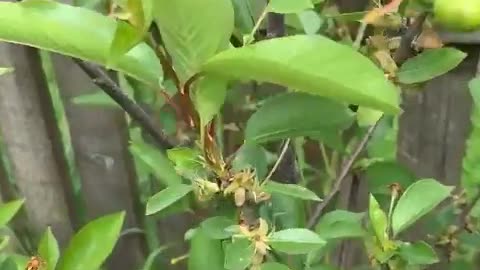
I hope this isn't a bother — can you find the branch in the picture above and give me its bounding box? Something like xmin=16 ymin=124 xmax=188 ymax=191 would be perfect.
xmin=73 ymin=59 xmax=174 ymax=150
xmin=393 ymin=12 xmax=428 ymax=64
xmin=263 ymin=139 xmax=291 ymax=184
xmin=457 ymin=191 xmax=480 ymax=232
xmin=307 ymin=117 xmax=382 ymax=229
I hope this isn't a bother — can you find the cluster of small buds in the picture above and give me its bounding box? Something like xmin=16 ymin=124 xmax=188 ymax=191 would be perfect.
xmin=223 ymin=169 xmax=270 ymax=207
xmin=233 ymin=218 xmax=272 ymax=270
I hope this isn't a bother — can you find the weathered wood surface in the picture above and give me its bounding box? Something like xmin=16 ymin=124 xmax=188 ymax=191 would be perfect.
xmin=0 ymin=42 xmax=74 ymax=247
xmin=51 ymin=54 xmax=145 ymax=270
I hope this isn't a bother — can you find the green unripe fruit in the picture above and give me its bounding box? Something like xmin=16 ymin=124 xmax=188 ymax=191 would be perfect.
xmin=433 ymin=0 xmax=480 ymax=32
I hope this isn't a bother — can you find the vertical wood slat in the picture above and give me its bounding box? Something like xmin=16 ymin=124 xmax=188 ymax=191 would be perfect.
xmin=50 ymin=54 xmax=145 ymax=270
xmin=0 ymin=42 xmax=73 ymax=247
xmin=398 ymin=46 xmax=480 ymax=269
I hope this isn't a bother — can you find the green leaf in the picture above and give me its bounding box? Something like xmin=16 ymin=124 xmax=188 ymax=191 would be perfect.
xmin=202 ymin=35 xmax=400 ymax=114
xmin=188 ymin=228 xmax=225 ymax=270
xmin=268 ymin=0 xmax=313 ymax=14
xmin=224 ymin=238 xmax=254 ymax=270
xmin=125 ymin=0 xmax=153 ymax=33
xmin=245 ymin=92 xmax=354 ymax=143
xmin=392 ymin=179 xmax=453 ymax=236
xmin=129 ymin=142 xmax=183 ymax=187
xmin=57 ymin=212 xmax=125 ymax=270
xmin=308 ymin=129 xmax=345 ymax=151
xmin=365 ymin=161 xmax=416 ymax=195
xmin=109 ymin=21 xmax=142 ymax=64
xmin=0 ymin=67 xmax=13 ymax=76
xmin=0 ymin=199 xmax=24 ymax=228
xmin=397 ymin=48 xmax=467 ymax=84
xmin=270 ymin=194 xmax=307 ymax=239
xmin=200 ymin=216 xmax=236 ymax=239
xmin=0 ymin=257 xmax=16 ymax=270
xmin=469 ymin=78 xmax=480 ymax=105
xmin=166 ymin=147 xmax=205 ymax=179
xmin=232 ymin=143 xmax=268 ymax=179
xmin=72 ymin=90 xmax=122 ymax=108
xmin=230 ymin=0 xmax=255 ymax=34
xmin=297 ymin=10 xmax=323 ymax=35
xmin=152 ymin=0 xmax=234 ymax=82
xmin=357 ymin=107 xmax=383 ymax=127
xmin=0 ymin=0 xmax=162 ymax=86
xmin=315 ymin=210 xmax=365 ymax=239
xmin=38 ymin=227 xmax=60 ymax=270
xmin=109 ymin=0 xmax=155 ymax=61
xmin=262 ymin=181 xmax=321 ymax=201
xmin=0 ymin=236 xmax=9 ymax=252
xmin=268 ymin=228 xmax=326 ymax=254
xmin=146 ymin=184 xmax=193 ymax=215
xmin=398 ymin=241 xmax=439 ymax=265
xmin=367 ymin=115 xmax=398 ymax=161
xmin=462 ymin=78 xmax=480 ymax=198
xmin=192 ymin=75 xmax=228 ymax=126
xmin=368 ymin=194 xmax=388 ymax=247
xmin=261 ymin=262 xmax=291 ymax=270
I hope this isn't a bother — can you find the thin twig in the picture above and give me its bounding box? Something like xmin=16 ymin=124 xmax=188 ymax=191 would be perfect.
xmin=244 ymin=7 xmax=269 ymax=45
xmin=73 ymin=59 xmax=174 ymax=150
xmin=263 ymin=138 xmax=291 ymax=184
xmin=306 ymin=12 xmax=427 ymax=229
xmin=353 ymin=21 xmax=368 ymax=50
xmin=307 ymin=118 xmax=382 ymax=229
xmin=457 ymin=191 xmax=480 ymax=231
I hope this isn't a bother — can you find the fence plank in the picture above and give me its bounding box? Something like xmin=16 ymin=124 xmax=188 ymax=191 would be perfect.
xmin=50 ymin=54 xmax=145 ymax=270
xmin=0 ymin=42 xmax=73 ymax=246
xmin=398 ymin=45 xmax=480 ymax=268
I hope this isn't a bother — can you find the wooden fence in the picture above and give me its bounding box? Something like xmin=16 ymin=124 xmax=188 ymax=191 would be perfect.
xmin=0 ymin=1 xmax=479 ymax=270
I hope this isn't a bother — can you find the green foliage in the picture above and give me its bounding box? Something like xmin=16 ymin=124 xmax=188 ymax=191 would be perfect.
xmin=392 ymin=179 xmax=453 ymax=236
xmin=166 ymin=147 xmax=205 ymax=179
xmin=262 ymin=181 xmax=321 ymax=201
xmin=315 ymin=210 xmax=365 ymax=239
xmin=0 ymin=1 xmax=476 ymax=269
xmin=245 ymin=92 xmax=354 ymax=144
xmin=232 ymin=143 xmax=268 ymax=179
xmin=368 ymin=194 xmax=389 ymax=249
xmin=72 ymin=90 xmax=124 ymax=108
xmin=0 ymin=67 xmax=13 ymax=76
xmin=0 ymin=258 xmax=16 ymax=270
xmin=224 ymin=238 xmax=254 ymax=270
xmin=38 ymin=227 xmax=60 ymax=270
xmin=396 ymin=48 xmax=467 ymax=84
xmin=188 ymin=228 xmax=225 ymax=270
xmin=109 ymin=0 xmax=153 ymax=61
xmin=130 ymin=141 xmax=183 ymax=187
xmin=0 ymin=0 xmax=162 ymax=86
xmin=200 ymin=216 xmax=236 ymax=239
xmin=57 ymin=212 xmax=125 ymax=270
xmin=268 ymin=228 xmax=326 ymax=254
xmin=268 ymin=0 xmax=313 ymax=14
xmin=365 ymin=161 xmax=416 ymax=195
xmin=192 ymin=75 xmax=228 ymax=126
xmin=398 ymin=241 xmax=439 ymax=266
xmin=461 ymin=77 xmax=480 ymax=197
xmin=146 ymin=184 xmax=193 ymax=215
xmin=0 ymin=199 xmax=24 ymax=228
xmin=261 ymin=262 xmax=291 ymax=270
xmin=202 ymin=35 xmax=400 ymax=113
xmin=152 ymin=0 xmax=234 ymax=82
